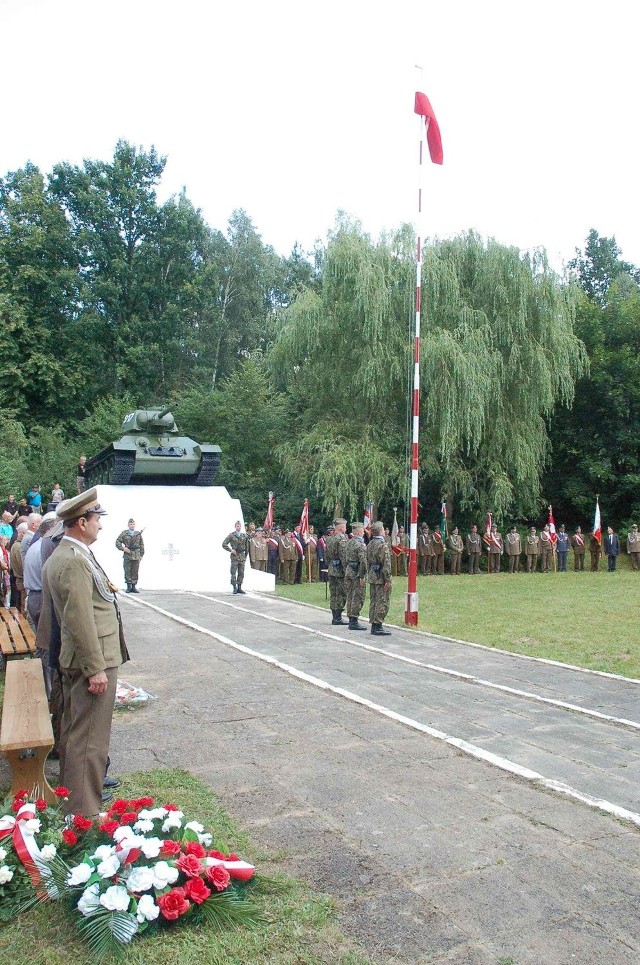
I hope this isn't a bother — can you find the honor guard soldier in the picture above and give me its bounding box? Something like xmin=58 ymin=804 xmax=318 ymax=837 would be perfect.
xmin=556 ymin=525 xmax=569 ymax=571
xmin=367 ymin=521 xmax=392 ymax=635
xmin=488 ymin=526 xmax=503 ymax=573
xmin=344 ymin=522 xmax=368 ymax=630
xmin=505 ymin=526 xmax=522 ymax=573
xmin=418 ymin=524 xmax=434 ymax=575
xmin=432 ymin=526 xmax=446 ymax=574
xmin=326 ymin=518 xmax=348 ymax=625
xmin=589 ymin=531 xmax=601 ymax=572
xmin=539 ymin=524 xmax=555 ymax=573
xmin=525 ymin=527 xmax=539 ymax=572
xmin=278 ymin=531 xmax=298 ymax=584
xmin=465 ymin=525 xmax=482 ymax=574
xmin=249 ymin=528 xmax=268 ymax=572
xmin=571 ymin=526 xmax=586 ymax=571
xmin=627 ymin=524 xmax=640 ymax=571
xmin=447 ymin=527 xmax=464 ymax=574
xmin=115 ymin=518 xmax=145 ymax=593
xmin=222 ymin=521 xmax=249 ymax=594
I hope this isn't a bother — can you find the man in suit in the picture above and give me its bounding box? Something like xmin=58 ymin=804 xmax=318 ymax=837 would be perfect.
xmin=42 ymin=487 xmax=128 ymax=816
xmin=604 ymin=526 xmax=620 ymax=572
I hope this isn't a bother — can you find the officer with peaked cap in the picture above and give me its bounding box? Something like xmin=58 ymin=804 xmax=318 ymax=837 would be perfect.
xmin=43 ymin=487 xmax=129 ymax=815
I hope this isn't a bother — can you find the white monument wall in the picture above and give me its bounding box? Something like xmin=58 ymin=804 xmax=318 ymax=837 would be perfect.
xmin=91 ymin=485 xmax=274 ymax=593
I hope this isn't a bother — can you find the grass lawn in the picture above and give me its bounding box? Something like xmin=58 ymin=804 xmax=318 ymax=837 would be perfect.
xmin=276 ymin=562 xmax=640 ymax=678
xmin=0 ymin=769 xmax=372 ymax=965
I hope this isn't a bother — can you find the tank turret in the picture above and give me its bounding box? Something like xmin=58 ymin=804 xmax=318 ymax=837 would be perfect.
xmin=85 ymin=407 xmax=222 ymax=487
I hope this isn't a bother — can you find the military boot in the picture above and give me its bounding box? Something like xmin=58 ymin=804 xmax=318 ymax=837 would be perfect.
xmin=348 ymin=617 xmax=366 ymax=631
xmin=232 ymin=583 xmax=238 ymax=594
xmin=236 ymin=585 xmax=246 ymax=595
xmin=125 ymin=584 xmax=132 ymax=593
xmin=130 ymin=584 xmax=139 ymax=594
xmin=331 ymin=610 xmax=347 ymax=625
xmin=371 ymin=623 xmax=391 ymax=636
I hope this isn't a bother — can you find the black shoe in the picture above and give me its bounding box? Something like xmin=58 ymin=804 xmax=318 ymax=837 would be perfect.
xmin=372 ymin=623 xmax=391 ymax=636
xmin=236 ymin=588 xmax=246 ymax=594
xmin=331 ymin=610 xmax=347 ymax=625
xmin=348 ymin=617 xmax=367 ymax=631
xmin=101 ymin=791 xmax=113 ymax=804
xmin=125 ymin=585 xmax=132 ymax=593
xmin=232 ymin=585 xmax=238 ymax=594
xmin=130 ymin=586 xmax=139 ymax=594
xmin=103 ymin=776 xmax=121 ymax=789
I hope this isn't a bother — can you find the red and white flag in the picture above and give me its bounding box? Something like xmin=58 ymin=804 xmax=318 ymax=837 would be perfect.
xmin=414 ymin=91 xmax=443 ymax=165
xmin=593 ymin=498 xmax=602 ymax=544
xmin=298 ymin=499 xmax=309 ymax=540
xmin=263 ymin=492 xmax=275 ymax=531
xmin=483 ymin=512 xmax=500 ymax=549
xmin=547 ymin=505 xmax=557 ymax=545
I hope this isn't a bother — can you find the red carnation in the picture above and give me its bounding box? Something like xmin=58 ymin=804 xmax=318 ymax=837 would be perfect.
xmin=208 ymin=849 xmax=226 ymax=860
xmin=226 ymin=853 xmax=239 ymax=861
xmin=54 ymin=786 xmax=70 ymax=798
xmin=13 ymin=789 xmax=28 ymax=800
xmin=160 ymin=840 xmax=181 ymax=857
xmin=72 ymin=814 xmax=93 ymax=832
xmin=62 ymin=829 xmax=78 ymax=846
xmin=206 ymin=864 xmax=230 ymax=891
xmin=11 ymin=800 xmax=22 ymax=813
xmin=176 ymin=853 xmax=203 ymax=878
xmin=184 ymin=841 xmax=206 ymax=858
xmin=184 ymin=877 xmax=211 ymax=904
xmin=110 ymin=799 xmax=130 ymax=814
xmin=99 ymin=820 xmax=120 ymax=835
xmin=35 ymin=798 xmax=48 ymax=812
xmin=157 ymin=887 xmax=190 ymax=921
xmin=163 ymin=803 xmax=179 ymax=812
xmin=132 ymin=796 xmax=154 ymax=809
xmin=119 ymin=812 xmax=139 ymax=826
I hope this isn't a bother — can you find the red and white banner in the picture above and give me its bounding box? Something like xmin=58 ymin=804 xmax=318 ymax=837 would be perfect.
xmin=593 ymin=498 xmax=602 ymax=543
xmin=263 ymin=492 xmax=275 ymax=531
xmin=0 ymin=803 xmax=42 ymax=885
xmin=298 ymin=499 xmax=309 ymax=540
xmin=483 ymin=512 xmax=501 ymax=549
xmin=547 ymin=505 xmax=558 ymax=545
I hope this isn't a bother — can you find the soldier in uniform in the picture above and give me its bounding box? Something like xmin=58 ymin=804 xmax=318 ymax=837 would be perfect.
xmin=432 ymin=526 xmax=446 ymax=574
xmin=396 ymin=525 xmax=408 ymax=576
xmin=488 ymin=526 xmax=503 ymax=573
xmin=525 ymin=527 xmax=540 ymax=572
xmin=267 ymin=527 xmax=280 ymax=578
xmin=465 ymin=524 xmax=482 ymax=574
xmin=447 ymin=527 xmax=464 ymax=574
xmin=556 ymin=525 xmax=569 ymax=572
xmin=318 ymin=525 xmax=331 ymax=582
xmin=115 ymin=518 xmax=145 ymax=593
xmin=627 ymin=524 xmax=640 ymax=571
xmin=278 ymin=531 xmax=298 ymax=585
xmin=43 ymin=487 xmax=128 ymax=816
xmin=418 ymin=524 xmax=434 ymax=575
xmin=539 ymin=524 xmax=555 ymax=573
xmin=222 ymin=520 xmax=249 ymax=594
xmin=505 ymin=526 xmax=522 ymax=573
xmin=367 ymin=520 xmax=392 ymax=636
xmin=326 ymin=518 xmax=348 ymax=625
xmin=344 ymin=522 xmax=368 ymax=630
xmin=249 ymin=527 xmax=268 ymax=571
xmin=589 ymin=531 xmax=602 ymax=572
xmin=571 ymin=526 xmax=586 ymax=571
xmin=306 ymin=525 xmax=319 ymax=581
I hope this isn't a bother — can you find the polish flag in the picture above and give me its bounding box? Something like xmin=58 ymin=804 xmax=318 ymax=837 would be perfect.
xmin=547 ymin=505 xmax=557 ymax=545
xmin=263 ymin=492 xmax=275 ymax=531
xmin=298 ymin=499 xmax=309 ymax=540
xmin=593 ymin=499 xmax=602 ymax=544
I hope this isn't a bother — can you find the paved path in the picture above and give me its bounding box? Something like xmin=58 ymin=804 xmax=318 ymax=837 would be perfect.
xmin=111 ymin=591 xmax=640 ymax=964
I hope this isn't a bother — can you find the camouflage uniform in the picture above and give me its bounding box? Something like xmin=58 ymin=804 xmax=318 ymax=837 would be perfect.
xmin=344 ymin=534 xmax=367 ymax=620
xmin=326 ymin=530 xmax=348 ymax=617
xmin=222 ymin=528 xmax=249 ymax=592
xmin=115 ymin=527 xmax=145 ymax=591
xmin=367 ymin=533 xmax=392 ymax=631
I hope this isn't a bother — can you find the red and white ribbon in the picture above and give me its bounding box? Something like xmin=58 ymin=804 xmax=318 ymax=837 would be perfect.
xmin=0 ymin=804 xmax=42 ymax=885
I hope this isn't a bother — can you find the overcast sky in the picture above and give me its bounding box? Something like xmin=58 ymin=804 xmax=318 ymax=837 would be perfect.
xmin=2 ymin=0 xmax=638 ymax=270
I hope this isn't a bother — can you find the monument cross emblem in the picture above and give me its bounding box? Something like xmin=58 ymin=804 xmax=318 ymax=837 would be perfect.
xmin=162 ymin=543 xmax=180 ymax=562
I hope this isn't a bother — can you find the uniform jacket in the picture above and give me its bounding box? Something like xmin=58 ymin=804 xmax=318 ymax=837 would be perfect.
xmin=116 ymin=529 xmax=145 ymax=561
xmin=466 ymin=533 xmax=482 ymax=555
xmin=525 ymin=534 xmax=540 ymax=555
xmin=505 ymin=533 xmax=522 ymax=556
xmin=344 ymin=536 xmax=367 ymax=580
xmin=626 ymin=533 xmax=640 ymax=554
xmin=43 ymin=538 xmax=121 ymax=677
xmin=366 ymin=536 xmax=391 ymax=584
xmin=222 ymin=531 xmax=249 ymax=559
xmin=571 ymin=533 xmax=586 ymax=553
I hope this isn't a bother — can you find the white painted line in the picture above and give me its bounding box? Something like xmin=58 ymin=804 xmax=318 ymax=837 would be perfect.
xmin=260 ymin=592 xmax=640 ymax=686
xmin=181 ymin=593 xmax=640 ymax=734
xmin=131 ymin=595 xmax=640 ymax=831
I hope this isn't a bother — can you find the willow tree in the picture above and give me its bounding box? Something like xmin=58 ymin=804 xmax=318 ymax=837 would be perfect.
xmin=421 ymin=232 xmax=588 ymax=519
xmin=268 ymin=218 xmax=414 ymax=516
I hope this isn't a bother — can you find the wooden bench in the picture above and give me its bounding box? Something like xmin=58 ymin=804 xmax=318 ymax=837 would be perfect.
xmin=0 ymin=607 xmax=38 ymax=659
xmin=0 ymin=610 xmax=56 ymax=804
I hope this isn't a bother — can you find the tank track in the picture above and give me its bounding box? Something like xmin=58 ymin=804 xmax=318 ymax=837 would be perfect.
xmin=194 ymin=451 xmax=221 ymax=486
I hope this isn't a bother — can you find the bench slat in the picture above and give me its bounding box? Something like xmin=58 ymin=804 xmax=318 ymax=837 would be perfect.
xmin=0 ymin=659 xmax=53 ymax=751
xmin=0 ymin=607 xmax=37 ymax=657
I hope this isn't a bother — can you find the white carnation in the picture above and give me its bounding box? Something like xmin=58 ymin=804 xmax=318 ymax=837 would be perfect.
xmin=151 ymin=860 xmax=179 ymax=889
xmin=136 ymin=893 xmax=160 ymax=922
xmin=161 ymin=814 xmax=183 ymax=833
xmin=198 ymin=833 xmax=213 ymax=847
xmin=97 ymin=855 xmax=121 ymax=879
xmin=67 ymin=862 xmax=93 ymax=886
xmin=184 ymin=820 xmax=204 ymax=834
xmin=133 ymin=819 xmax=154 ymax=833
xmin=92 ymin=845 xmax=116 ymax=861
xmin=0 ymin=848 xmax=7 ymax=861
xmin=100 ymin=884 xmax=130 ymax=912
xmin=125 ymin=865 xmax=154 ymax=893
xmin=23 ymin=818 xmax=41 ymax=834
xmin=40 ymin=844 xmax=57 ymax=862
xmin=77 ymin=883 xmax=100 ymax=916
xmin=137 ymin=807 xmax=167 ymax=821
xmin=0 ymin=866 xmax=14 ymax=884
xmin=139 ymin=837 xmax=163 ymax=859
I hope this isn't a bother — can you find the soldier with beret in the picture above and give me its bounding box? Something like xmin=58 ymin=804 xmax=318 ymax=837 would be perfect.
xmin=344 ymin=522 xmax=368 ymax=630
xmin=42 ymin=487 xmax=129 ymax=816
xmin=367 ymin=521 xmax=392 ymax=635
xmin=571 ymin=526 xmax=586 ymax=571
xmin=627 ymin=524 xmax=640 ymax=571
xmin=222 ymin=520 xmax=249 ymax=594
xmin=115 ymin=518 xmax=145 ymax=593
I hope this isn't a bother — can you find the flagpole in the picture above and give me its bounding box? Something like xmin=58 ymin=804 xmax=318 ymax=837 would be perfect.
xmin=405 ymin=80 xmax=425 ymax=627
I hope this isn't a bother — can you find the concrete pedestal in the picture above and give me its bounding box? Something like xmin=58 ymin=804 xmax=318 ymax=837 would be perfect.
xmin=91 ymin=485 xmax=274 ymax=593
